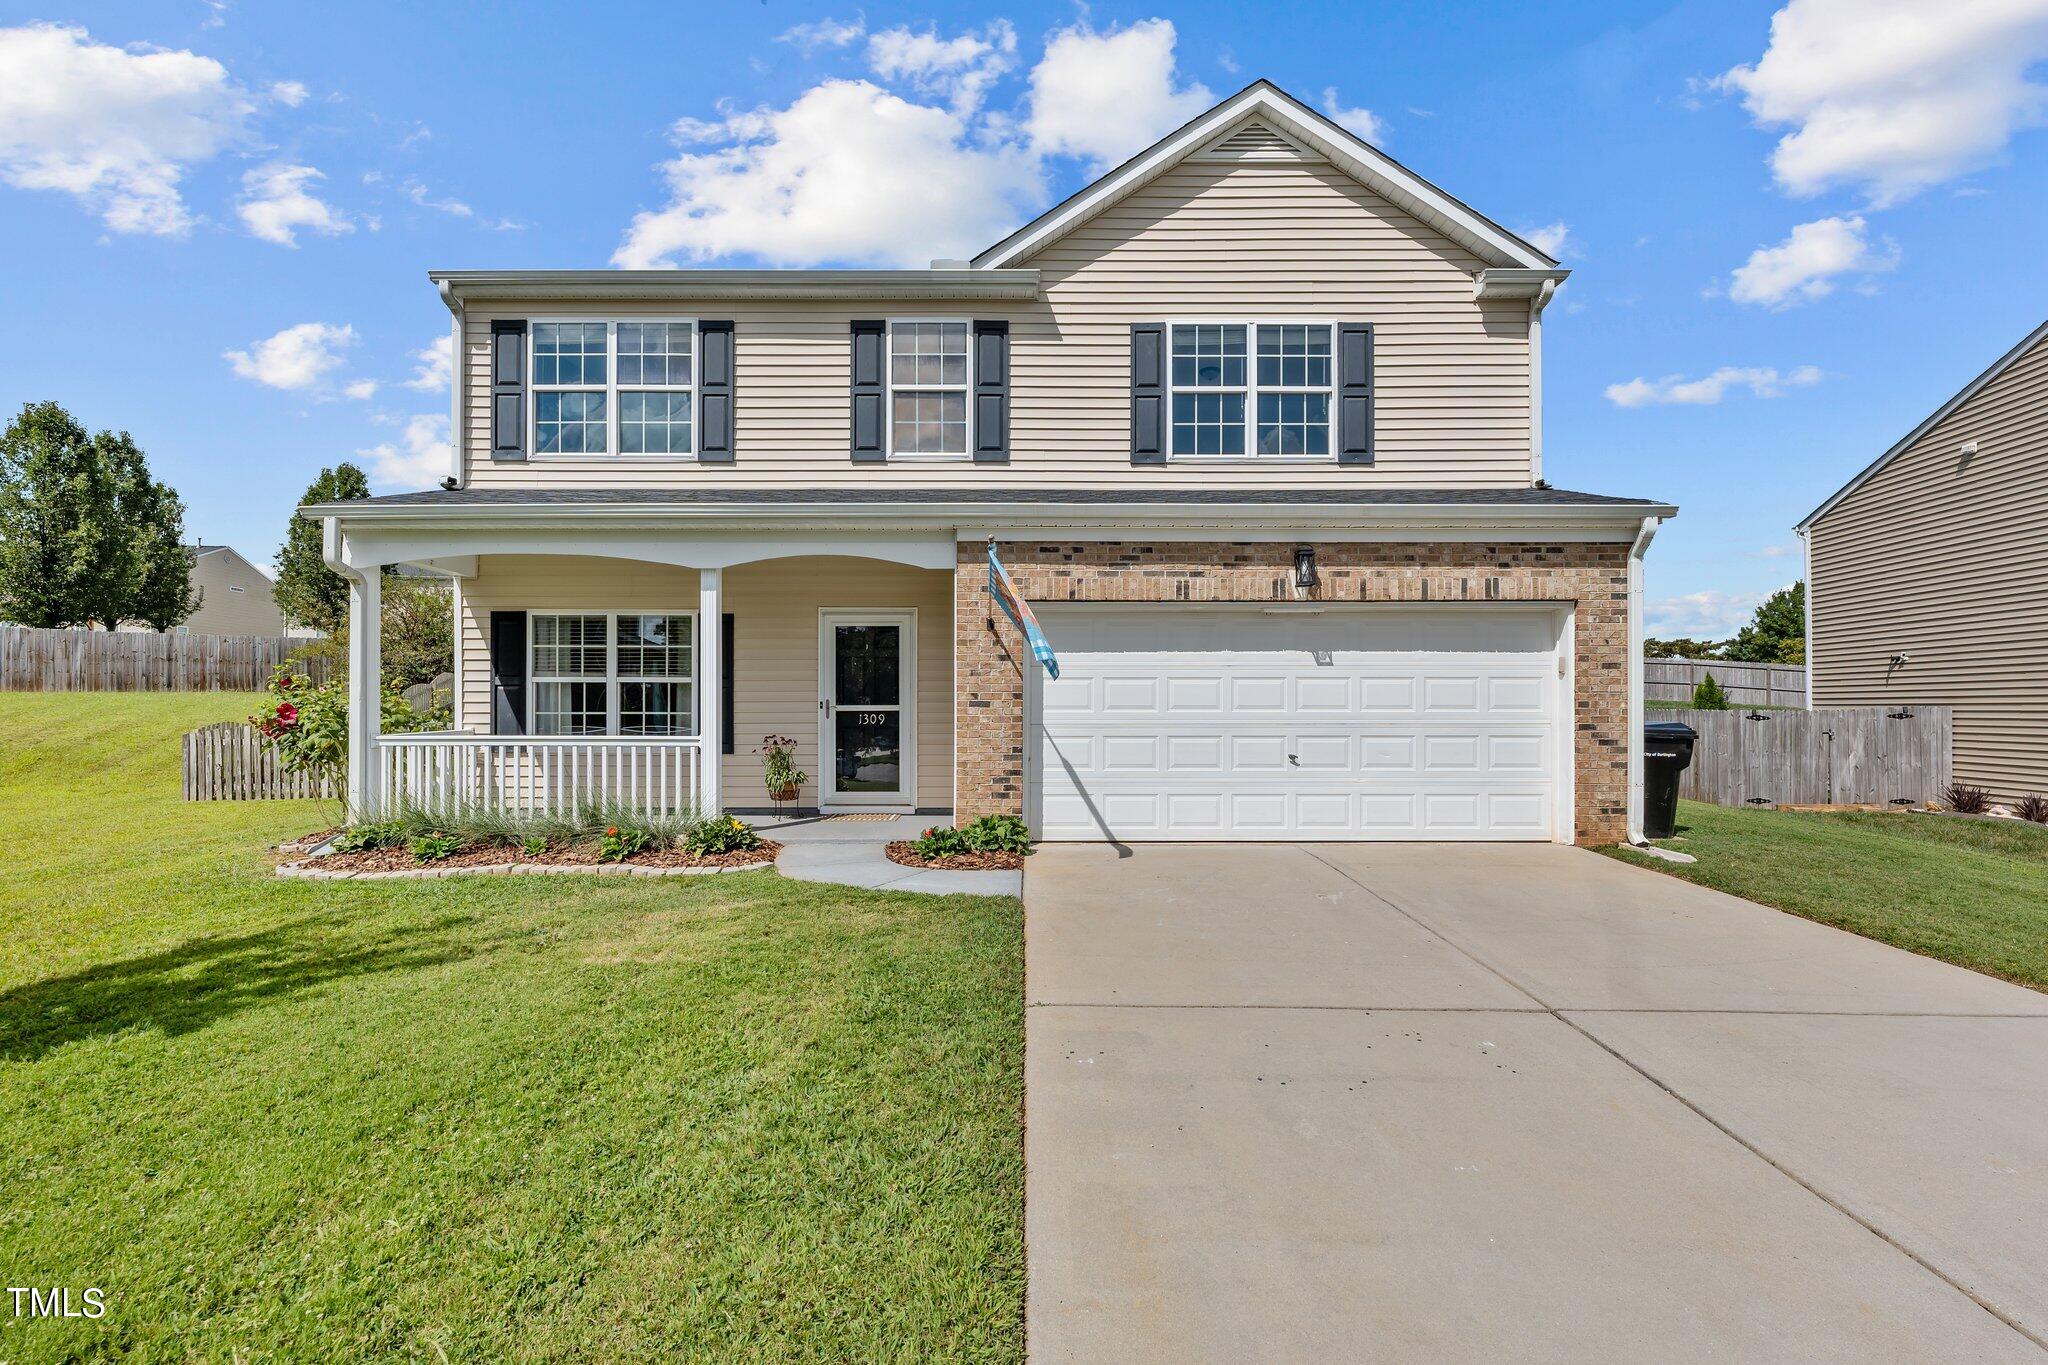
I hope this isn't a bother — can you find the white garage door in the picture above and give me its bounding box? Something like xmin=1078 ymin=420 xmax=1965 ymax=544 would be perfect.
xmin=1030 ymin=607 xmax=1563 ymax=842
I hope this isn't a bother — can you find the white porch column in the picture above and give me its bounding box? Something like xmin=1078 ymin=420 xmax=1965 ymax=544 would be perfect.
xmin=346 ymin=568 xmax=382 ymax=819
xmin=698 ymin=567 xmax=723 ymax=816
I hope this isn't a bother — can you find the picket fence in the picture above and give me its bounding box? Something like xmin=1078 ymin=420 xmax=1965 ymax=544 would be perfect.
xmin=0 ymin=626 xmax=327 ymax=692
xmin=1668 ymin=705 xmax=1952 ymax=809
xmin=182 ymin=721 xmax=334 ymax=802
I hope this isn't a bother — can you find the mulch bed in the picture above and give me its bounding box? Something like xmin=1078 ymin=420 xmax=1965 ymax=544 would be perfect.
xmin=884 ymin=841 xmax=1024 ymax=872
xmin=304 ymin=839 xmax=782 ymax=874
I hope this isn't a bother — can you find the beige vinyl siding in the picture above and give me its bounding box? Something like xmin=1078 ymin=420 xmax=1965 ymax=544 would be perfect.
xmin=1807 ymin=331 xmax=2048 ymax=800
xmin=461 ymin=154 xmax=1530 ymax=491
xmin=455 ymin=555 xmax=953 ymax=809
xmin=183 ymin=549 xmax=291 ymax=636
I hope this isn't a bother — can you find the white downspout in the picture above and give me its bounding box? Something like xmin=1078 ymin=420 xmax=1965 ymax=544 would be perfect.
xmin=1529 ymin=278 xmax=1556 ymax=486
xmin=440 ymin=278 xmax=466 ymax=489
xmin=1626 ymin=515 xmax=1662 ymax=845
xmin=1797 ymin=525 xmax=1813 ymax=710
xmin=324 ymin=518 xmax=382 ymax=819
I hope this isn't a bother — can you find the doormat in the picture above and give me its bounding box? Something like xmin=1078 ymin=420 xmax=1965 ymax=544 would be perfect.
xmin=820 ymin=813 xmax=899 ymax=823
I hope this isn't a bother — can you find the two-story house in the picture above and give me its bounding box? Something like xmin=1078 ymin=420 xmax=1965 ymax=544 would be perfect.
xmin=306 ymin=81 xmax=1674 ymax=846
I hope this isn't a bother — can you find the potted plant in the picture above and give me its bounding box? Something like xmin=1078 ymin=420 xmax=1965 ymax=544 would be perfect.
xmin=756 ymin=734 xmax=807 ymax=805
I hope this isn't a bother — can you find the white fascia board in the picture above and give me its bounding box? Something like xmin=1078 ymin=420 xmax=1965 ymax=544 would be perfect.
xmin=973 ymin=82 xmax=1558 ymax=272
xmin=427 ymin=269 xmax=1040 ymax=303
xmin=1797 ymin=315 xmax=2048 ymax=530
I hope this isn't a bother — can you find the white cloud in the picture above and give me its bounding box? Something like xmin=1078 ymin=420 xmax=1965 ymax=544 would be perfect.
xmin=403 ymin=334 xmax=454 ymax=392
xmin=1727 ymin=214 xmax=1897 ymax=307
xmin=224 ymin=321 xmax=355 ymax=391
xmin=1648 ymin=589 xmax=1767 ymax=638
xmin=613 ymin=79 xmax=1043 ymax=268
xmin=267 ymin=79 xmax=308 ymax=106
xmin=867 ymin=21 xmax=1016 ymax=114
xmin=1756 ymin=544 xmax=1798 ymax=558
xmin=778 ymin=17 xmax=866 ymax=53
xmin=0 ymin=22 xmax=255 ymax=235
xmin=236 ymin=162 xmax=351 ymax=245
xmin=1605 ymin=364 xmax=1822 ymax=407
xmin=1518 ymin=220 xmax=1571 ymax=258
xmin=1717 ymin=0 xmax=2048 ymax=206
xmin=1320 ymin=88 xmax=1383 ymax=143
xmin=358 ymin=414 xmax=449 ymax=491
xmin=1025 ymin=19 xmax=1212 ymax=168
xmin=343 ymin=379 xmax=377 ymax=400
xmin=402 ymin=176 xmax=472 ymax=218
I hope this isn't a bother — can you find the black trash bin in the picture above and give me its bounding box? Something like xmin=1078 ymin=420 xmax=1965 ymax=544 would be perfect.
xmin=1641 ymin=721 xmax=1698 ymax=840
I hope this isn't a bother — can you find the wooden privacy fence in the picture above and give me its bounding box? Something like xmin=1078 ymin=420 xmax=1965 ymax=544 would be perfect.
xmin=1670 ymin=706 xmax=1952 ymax=809
xmin=1647 ymin=659 xmax=1807 ymax=709
xmin=1 ymin=626 xmax=328 ymax=692
xmin=183 ymin=722 xmax=335 ymax=802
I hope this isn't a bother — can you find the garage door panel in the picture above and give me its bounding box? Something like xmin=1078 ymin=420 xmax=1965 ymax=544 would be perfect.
xmin=1032 ymin=608 xmax=1560 ymax=842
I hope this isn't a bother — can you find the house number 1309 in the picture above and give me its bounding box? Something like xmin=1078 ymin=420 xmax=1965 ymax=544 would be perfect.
xmin=859 ymin=712 xmax=887 ymax=724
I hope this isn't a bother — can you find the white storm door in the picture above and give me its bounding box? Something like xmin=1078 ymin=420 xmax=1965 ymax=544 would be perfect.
xmin=819 ymin=610 xmax=916 ymax=808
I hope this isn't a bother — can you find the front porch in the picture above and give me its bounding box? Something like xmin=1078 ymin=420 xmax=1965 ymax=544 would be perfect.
xmin=327 ymin=523 xmax=959 ymax=821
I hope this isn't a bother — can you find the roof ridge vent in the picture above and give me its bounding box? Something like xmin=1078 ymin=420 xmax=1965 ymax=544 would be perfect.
xmin=1191 ymin=117 xmax=1307 ymax=162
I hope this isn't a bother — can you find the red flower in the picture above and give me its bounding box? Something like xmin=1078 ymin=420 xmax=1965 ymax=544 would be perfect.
xmin=607 ymin=826 xmax=619 ymax=836
xmin=276 ymin=702 xmax=299 ymax=727
xmin=276 ymin=674 xmax=295 ymax=691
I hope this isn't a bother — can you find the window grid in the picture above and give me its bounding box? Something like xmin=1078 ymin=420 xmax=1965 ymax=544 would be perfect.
xmin=887 ymin=320 xmax=971 ymax=457
xmin=530 ymin=320 xmax=696 ymax=459
xmin=1167 ymin=321 xmax=1337 ymax=460
xmin=529 ymin=612 xmax=697 ymax=737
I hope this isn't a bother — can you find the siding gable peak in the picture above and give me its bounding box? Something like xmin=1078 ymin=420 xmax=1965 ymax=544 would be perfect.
xmin=1188 ymin=117 xmax=1312 ymax=164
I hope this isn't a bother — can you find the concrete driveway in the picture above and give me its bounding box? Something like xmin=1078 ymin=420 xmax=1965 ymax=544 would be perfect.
xmin=1025 ymin=843 xmax=2048 ymax=1363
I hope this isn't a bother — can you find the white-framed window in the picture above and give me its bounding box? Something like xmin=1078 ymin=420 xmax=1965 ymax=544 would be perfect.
xmin=529 ymin=611 xmax=695 ymax=736
xmin=1168 ymin=321 xmax=1334 ymax=460
xmin=531 ymin=320 xmax=695 ymax=458
xmin=887 ymin=319 xmax=971 ymax=458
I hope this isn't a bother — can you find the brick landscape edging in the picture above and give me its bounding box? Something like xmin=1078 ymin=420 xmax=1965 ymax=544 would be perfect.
xmin=954 ymin=539 xmax=1632 ymax=845
xmin=277 ymin=860 xmax=773 ymax=881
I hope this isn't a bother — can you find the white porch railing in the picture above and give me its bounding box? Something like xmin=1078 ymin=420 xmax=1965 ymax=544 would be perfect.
xmin=375 ymin=734 xmax=706 ymax=818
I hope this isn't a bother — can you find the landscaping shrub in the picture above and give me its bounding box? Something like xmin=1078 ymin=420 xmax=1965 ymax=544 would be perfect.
xmin=682 ymin=815 xmax=762 ymax=856
xmin=598 ymin=826 xmax=651 ymax=862
xmin=1690 ymin=673 xmax=1730 ymax=710
xmin=912 ymin=815 xmax=1029 ymax=859
xmin=1942 ymin=781 xmax=1991 ymax=815
xmin=333 ymin=821 xmax=404 ymax=853
xmin=251 ymin=664 xmax=448 ymax=806
xmin=521 ymin=834 xmax=549 ymax=857
xmin=2015 ymin=794 xmax=2048 ymax=825
xmin=409 ymin=831 xmax=463 ymax=863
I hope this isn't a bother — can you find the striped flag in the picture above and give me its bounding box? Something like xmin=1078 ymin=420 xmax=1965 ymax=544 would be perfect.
xmin=987 ymin=542 xmax=1059 ymax=680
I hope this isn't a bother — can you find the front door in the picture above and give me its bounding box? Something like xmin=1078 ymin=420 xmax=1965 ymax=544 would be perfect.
xmin=819 ymin=610 xmax=916 ymax=808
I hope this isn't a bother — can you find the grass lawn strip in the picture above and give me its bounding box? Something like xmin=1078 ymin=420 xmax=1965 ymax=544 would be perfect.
xmin=0 ymin=693 xmax=1024 ymax=1362
xmin=1605 ymin=798 xmax=2048 ymax=992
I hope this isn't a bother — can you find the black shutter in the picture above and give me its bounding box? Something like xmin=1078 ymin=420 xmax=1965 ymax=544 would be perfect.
xmin=491 ymin=320 xmax=526 ymax=459
xmin=698 ymin=320 xmax=735 ymax=462
xmin=1130 ymin=322 xmax=1166 ymax=463
xmin=1337 ymin=322 xmax=1374 ymax=466
xmin=488 ymin=610 xmax=527 ymax=735
xmin=850 ymin=320 xmax=886 ymax=461
xmin=972 ymin=320 xmax=1009 ymax=463
xmin=721 ymin=613 xmax=735 ymax=755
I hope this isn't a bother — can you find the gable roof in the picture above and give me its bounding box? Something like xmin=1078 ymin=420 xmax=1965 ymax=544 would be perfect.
xmin=974 ymin=80 xmax=1560 ymax=272
xmin=1797 ymin=317 xmax=2048 ymax=530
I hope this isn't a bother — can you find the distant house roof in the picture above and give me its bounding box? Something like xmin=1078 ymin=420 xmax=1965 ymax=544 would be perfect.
xmin=1798 ymin=317 xmax=2048 ymax=530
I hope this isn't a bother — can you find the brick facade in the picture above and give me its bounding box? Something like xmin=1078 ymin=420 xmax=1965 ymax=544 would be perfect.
xmin=954 ymin=540 xmax=1633 ymax=845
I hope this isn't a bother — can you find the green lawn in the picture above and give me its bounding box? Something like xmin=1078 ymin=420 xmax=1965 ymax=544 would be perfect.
xmin=1606 ymin=799 xmax=2048 ymax=991
xmin=0 ymin=693 xmax=1023 ymax=1362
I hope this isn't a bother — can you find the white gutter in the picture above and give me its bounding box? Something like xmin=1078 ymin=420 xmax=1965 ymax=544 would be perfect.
xmin=439 ymin=277 xmax=464 ymax=489
xmin=1527 ymin=277 xmax=1558 ymax=486
xmin=1626 ymin=515 xmax=1662 ymax=845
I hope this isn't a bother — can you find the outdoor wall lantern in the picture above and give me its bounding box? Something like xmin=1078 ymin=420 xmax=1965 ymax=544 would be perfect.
xmin=1294 ymin=545 xmax=1318 ymax=590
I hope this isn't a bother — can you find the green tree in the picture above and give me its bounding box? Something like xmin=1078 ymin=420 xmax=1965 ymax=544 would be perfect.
xmin=1724 ymin=582 xmax=1805 ymax=664
xmin=379 ymin=575 xmax=454 ymax=688
xmin=1690 ymin=673 xmax=1730 ymax=710
xmin=275 ymin=463 xmax=370 ymax=635
xmin=0 ymin=401 xmax=192 ymax=630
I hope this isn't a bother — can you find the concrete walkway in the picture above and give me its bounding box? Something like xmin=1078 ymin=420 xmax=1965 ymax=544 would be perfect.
xmin=1026 ymin=843 xmax=2048 ymax=1363
xmin=758 ymin=814 xmax=1022 ymax=896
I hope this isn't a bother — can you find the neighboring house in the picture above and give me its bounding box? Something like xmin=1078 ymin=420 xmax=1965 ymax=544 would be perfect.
xmin=111 ymin=544 xmax=294 ymax=636
xmin=1798 ymin=318 xmax=2048 ymax=803
xmin=306 ymin=81 xmax=1675 ymax=845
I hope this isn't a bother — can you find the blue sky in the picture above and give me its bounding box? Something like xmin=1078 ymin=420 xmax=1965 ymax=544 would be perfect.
xmin=2 ymin=0 xmax=2045 ymax=636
